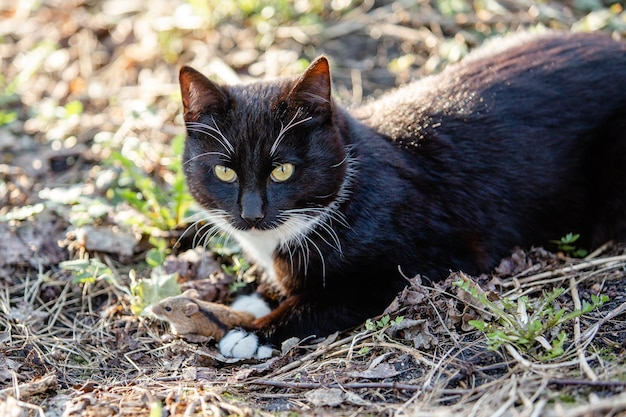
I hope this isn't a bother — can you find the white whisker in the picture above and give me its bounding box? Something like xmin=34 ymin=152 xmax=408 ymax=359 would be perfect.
xmin=183 ymin=151 xmax=231 ymax=165
xmin=265 ymin=148 xmax=358 ymax=286
xmin=270 ymin=111 xmax=313 ymax=157
xmin=175 ymin=210 xmax=211 ymax=247
xmin=282 ymin=211 xmax=342 ymax=255
xmin=198 ymin=223 xmax=219 ymax=249
xmin=186 ymin=117 xmax=235 ymax=155
xmin=303 ymin=233 xmax=326 ymax=283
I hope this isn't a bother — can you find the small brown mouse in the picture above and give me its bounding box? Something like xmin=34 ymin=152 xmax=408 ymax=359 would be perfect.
xmin=150 ymin=289 xmax=256 ymax=340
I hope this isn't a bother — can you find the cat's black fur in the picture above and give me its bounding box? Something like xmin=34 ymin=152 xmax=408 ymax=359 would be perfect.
xmin=179 ymin=32 xmax=626 ymax=345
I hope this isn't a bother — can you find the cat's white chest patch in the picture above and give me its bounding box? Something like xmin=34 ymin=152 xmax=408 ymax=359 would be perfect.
xmin=230 ymin=228 xmax=283 ymax=283
xmin=229 ymin=217 xmax=315 ymax=284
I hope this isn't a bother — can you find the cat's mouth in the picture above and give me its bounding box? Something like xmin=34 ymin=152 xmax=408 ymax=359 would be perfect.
xmin=243 ymin=226 xmax=272 ymax=234
xmin=231 ymin=216 xmax=278 ymax=232
xmin=230 ymin=208 xmax=322 ymax=236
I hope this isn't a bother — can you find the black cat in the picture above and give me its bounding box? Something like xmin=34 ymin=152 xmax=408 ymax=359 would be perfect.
xmin=179 ymin=31 xmax=626 ymax=354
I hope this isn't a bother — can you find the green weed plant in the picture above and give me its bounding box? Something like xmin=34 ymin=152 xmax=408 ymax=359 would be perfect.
xmin=455 ymin=277 xmax=607 ymax=361
xmin=106 ymin=134 xmax=195 ymax=235
xmin=365 ymin=314 xmax=404 ymax=332
xmin=551 ymin=233 xmax=588 ymax=258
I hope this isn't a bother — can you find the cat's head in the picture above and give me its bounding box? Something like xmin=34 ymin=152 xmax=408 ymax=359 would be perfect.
xmin=179 ymin=57 xmax=351 ymax=242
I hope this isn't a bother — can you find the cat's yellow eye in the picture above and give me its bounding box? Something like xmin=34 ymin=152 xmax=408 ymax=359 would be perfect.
xmin=270 ymin=163 xmax=295 ymax=182
xmin=213 ymin=165 xmax=237 ymax=183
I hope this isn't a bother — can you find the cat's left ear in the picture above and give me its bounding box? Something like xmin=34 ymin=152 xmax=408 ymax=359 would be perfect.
xmin=287 ymin=56 xmax=332 ymax=118
xmin=179 ymin=66 xmax=229 ymax=121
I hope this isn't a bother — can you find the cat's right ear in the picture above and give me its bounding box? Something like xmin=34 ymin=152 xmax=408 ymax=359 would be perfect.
xmin=287 ymin=56 xmax=332 ymax=119
xmin=179 ymin=66 xmax=228 ymax=121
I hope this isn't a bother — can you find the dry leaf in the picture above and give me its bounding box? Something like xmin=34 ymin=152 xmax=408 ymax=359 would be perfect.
xmin=347 ymin=362 xmax=401 ymax=379
xmin=304 ymin=388 xmax=344 ymax=407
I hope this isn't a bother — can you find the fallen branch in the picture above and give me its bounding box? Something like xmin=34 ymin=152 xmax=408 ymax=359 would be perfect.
xmin=0 ymin=374 xmax=57 ymax=400
xmin=513 ymin=255 xmax=626 ymax=284
xmin=248 ymin=378 xmax=470 ymax=396
xmin=544 ymin=390 xmax=626 ymax=417
xmin=547 ymin=378 xmax=626 ymax=388
xmin=569 ymin=276 xmax=597 ymax=381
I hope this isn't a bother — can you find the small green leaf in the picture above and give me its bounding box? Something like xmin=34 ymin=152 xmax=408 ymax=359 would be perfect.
xmin=146 ymin=249 xmax=165 ymax=268
xmin=130 ymin=269 xmax=181 ymax=316
xmin=60 ymin=258 xmax=114 ymax=285
xmin=468 ymin=320 xmax=486 ymax=331
xmin=0 ymin=110 xmax=18 ymax=126
xmin=64 ymin=100 xmax=84 ymax=116
xmin=377 ymin=315 xmax=391 ymax=328
xmin=551 ymin=233 xmax=587 ymax=257
xmin=358 ymin=346 xmax=371 ymax=355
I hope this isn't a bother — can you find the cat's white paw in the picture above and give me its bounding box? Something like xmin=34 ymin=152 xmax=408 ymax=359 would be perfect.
xmin=219 ymin=329 xmax=258 ymax=358
xmin=219 ymin=294 xmax=273 ymax=359
xmin=219 ymin=329 xmax=274 ymax=359
xmin=255 ymin=345 xmax=274 ymax=359
xmin=230 ymin=293 xmax=271 ymax=318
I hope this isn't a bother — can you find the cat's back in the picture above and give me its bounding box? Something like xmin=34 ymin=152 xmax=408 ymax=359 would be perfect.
xmin=343 ymin=31 xmax=626 ymax=263
xmin=353 ymin=31 xmax=626 ymax=145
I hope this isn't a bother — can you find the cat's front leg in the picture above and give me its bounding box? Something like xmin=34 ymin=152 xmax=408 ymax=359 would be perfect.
xmin=220 ymin=286 xmax=395 ymax=359
xmin=255 ymin=292 xmax=385 ymax=348
xmin=217 ymin=295 xmax=304 ymax=359
xmin=219 ymin=293 xmax=347 ymax=359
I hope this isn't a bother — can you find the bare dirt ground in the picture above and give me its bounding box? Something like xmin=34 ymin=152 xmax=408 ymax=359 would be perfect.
xmin=1 ymin=0 xmax=626 ymax=416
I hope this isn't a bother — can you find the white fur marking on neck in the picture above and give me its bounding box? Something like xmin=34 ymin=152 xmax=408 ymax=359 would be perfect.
xmin=231 ymin=228 xmax=281 ymax=280
xmin=230 ymin=218 xmax=315 ymax=284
